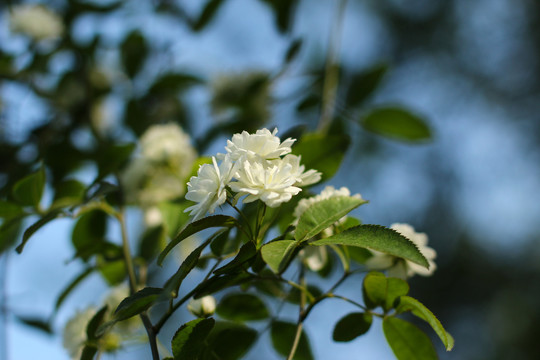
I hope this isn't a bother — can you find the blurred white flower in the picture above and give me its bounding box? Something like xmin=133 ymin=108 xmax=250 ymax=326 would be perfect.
xmin=185 ymin=156 xmax=236 ymax=220
xmin=63 ymin=307 xmax=97 ymax=359
xmin=140 ymin=124 xmax=196 ymax=176
xmin=300 ymin=246 xmax=328 ymax=272
xmin=229 ymin=158 xmax=301 ymax=208
xmin=121 ymin=158 xmax=187 ymax=206
xmin=9 ymin=5 xmax=63 ymax=41
xmin=103 ymin=284 xmax=142 ymax=338
xmin=277 ymin=154 xmax=321 ymax=186
xmin=365 ymin=223 xmax=437 ymax=279
xmin=187 ymin=295 xmax=216 ymax=317
xmin=223 ymin=128 xmax=295 ymax=161
xmin=143 ymin=206 xmax=163 ymax=227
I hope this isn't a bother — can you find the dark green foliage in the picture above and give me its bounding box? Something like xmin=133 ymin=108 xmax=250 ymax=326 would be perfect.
xmin=361 ymin=107 xmax=432 ymax=142
xmin=216 ymin=293 xmax=269 ymax=321
xmin=171 ymin=318 xmax=215 ymax=359
xmin=271 ymin=321 xmax=313 ymax=360
xmin=332 ymin=312 xmax=372 ymax=342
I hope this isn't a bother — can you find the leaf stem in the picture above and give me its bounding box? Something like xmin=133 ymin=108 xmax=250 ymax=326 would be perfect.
xmin=317 ymin=0 xmax=349 ymax=134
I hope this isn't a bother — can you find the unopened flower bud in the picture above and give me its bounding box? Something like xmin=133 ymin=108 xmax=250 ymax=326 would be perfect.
xmin=187 ymin=296 xmax=216 ymax=317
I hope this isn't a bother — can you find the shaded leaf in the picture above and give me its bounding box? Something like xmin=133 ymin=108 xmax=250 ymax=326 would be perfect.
xmin=213 ymin=241 xmax=256 ymax=275
xmin=52 ymin=179 xmax=86 ymax=209
xmin=361 ymin=107 xmax=431 ymax=142
xmin=120 ymin=31 xmax=148 ymax=78
xmin=80 ymin=345 xmax=98 ymax=360
xmin=284 ymin=39 xmax=302 ymax=64
xmin=96 ymin=143 xmax=135 ymax=180
xmin=86 ymin=306 xmax=108 ymax=341
xmin=171 ymin=318 xmax=215 ymax=359
xmin=383 ymin=317 xmax=438 ymax=360
xmin=54 ymin=267 xmax=94 ymax=313
xmin=362 ymin=272 xmax=409 ymax=311
xmin=194 ymin=273 xmax=253 ymax=299
xmin=345 ymin=64 xmax=387 ymax=107
xmin=333 ymin=312 xmax=372 ymax=342
xmin=0 ymin=201 xmax=24 ymax=219
xmin=148 ymin=73 xmax=203 ymax=95
xmin=193 ymin=0 xmax=226 ymax=31
xmin=158 ymin=215 xmax=237 ymax=265
xmin=12 ymin=166 xmax=45 ymax=207
xmin=71 ymin=210 xmax=107 ymax=261
xmin=291 ymin=133 xmax=350 ymax=182
xmin=16 ymin=316 xmax=52 ymax=334
xmin=216 ymin=293 xmax=269 ymax=322
xmin=396 ymin=296 xmax=454 ymax=351
xmin=311 ymin=225 xmax=429 ymax=268
xmin=16 ymin=210 xmax=63 ymax=253
xmin=201 ymin=322 xmax=257 ymax=360
xmin=113 ymin=287 xmax=163 ymax=322
xmin=271 ymin=321 xmax=313 ymax=360
xmin=295 ymin=196 xmax=367 ymax=242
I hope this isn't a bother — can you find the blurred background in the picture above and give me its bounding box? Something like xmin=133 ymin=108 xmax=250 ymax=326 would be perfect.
xmin=1 ymin=0 xmax=540 ymax=359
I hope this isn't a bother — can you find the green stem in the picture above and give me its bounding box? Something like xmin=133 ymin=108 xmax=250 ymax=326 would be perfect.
xmin=226 ymin=200 xmax=254 ymax=240
xmin=317 ymin=0 xmax=349 ymax=134
xmin=117 ymin=210 xmax=160 ymax=360
xmin=287 ymin=266 xmax=307 ymax=360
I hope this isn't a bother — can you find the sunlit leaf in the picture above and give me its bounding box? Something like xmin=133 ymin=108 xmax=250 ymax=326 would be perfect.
xmin=295 ymin=196 xmax=367 ymax=242
xmin=332 ymin=312 xmax=372 ymax=342
xmin=396 ymin=296 xmax=454 ymax=351
xmin=361 ymin=107 xmax=431 ymax=142
xmin=383 ymin=317 xmax=438 ymax=360
xmin=311 ymin=225 xmax=429 ymax=268
xmin=216 ymin=293 xmax=269 ymax=322
xmin=261 ymin=240 xmax=296 ymax=273
xmin=271 ymin=321 xmax=313 ymax=360
xmin=171 ymin=318 xmax=215 ymax=359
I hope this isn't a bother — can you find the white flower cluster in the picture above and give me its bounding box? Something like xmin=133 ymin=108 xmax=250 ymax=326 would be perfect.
xmin=366 ymin=223 xmax=437 ymax=279
xmin=9 ymin=4 xmax=64 ymax=41
xmin=62 ymin=284 xmax=142 ymax=360
xmin=122 ymin=123 xmax=196 ymax=208
xmin=185 ymin=128 xmax=321 ymax=220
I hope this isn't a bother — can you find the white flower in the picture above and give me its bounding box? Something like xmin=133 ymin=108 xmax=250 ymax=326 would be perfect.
xmin=365 ymin=223 xmax=437 ymax=279
xmin=140 ymin=124 xmax=196 ymax=174
xmin=63 ymin=307 xmax=97 ymax=359
xmin=276 ymin=154 xmax=321 ymax=186
xmin=294 ymin=186 xmax=363 ymax=223
xmin=223 ymin=128 xmax=295 ymax=161
xmin=229 ymin=158 xmax=301 ymax=208
xmin=185 ymin=156 xmax=236 ymax=220
xmin=187 ymin=296 xmax=216 ymax=317
xmin=121 ymin=158 xmax=187 ymax=206
xmin=144 ymin=206 xmax=163 ymax=227
xmin=9 ymin=5 xmax=63 ymax=41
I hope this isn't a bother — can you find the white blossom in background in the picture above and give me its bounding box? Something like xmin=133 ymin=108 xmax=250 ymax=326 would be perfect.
xmin=9 ymin=4 xmax=63 ymax=41
xmin=366 ymin=223 xmax=437 ymax=279
xmin=301 ymin=246 xmax=328 ymax=272
xmin=121 ymin=123 xmax=196 ymax=207
xmin=223 ymin=128 xmax=295 ymax=161
xmin=103 ymin=284 xmax=142 ymax=338
xmin=187 ymin=295 xmax=216 ymax=317
xmin=140 ymin=123 xmax=196 ymax=173
xmin=229 ymin=158 xmax=301 ymax=207
xmin=185 ymin=156 xmax=236 ymax=220
xmin=63 ymin=307 xmax=97 ymax=359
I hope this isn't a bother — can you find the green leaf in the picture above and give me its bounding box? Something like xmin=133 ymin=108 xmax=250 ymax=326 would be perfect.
xmin=16 ymin=210 xmax=63 ymax=253
xmin=311 ymin=225 xmax=429 ymax=269
xmin=260 ymin=0 xmax=299 ymax=33
xmin=0 ymin=200 xmax=24 ymax=219
xmin=96 ymin=143 xmax=135 ymax=180
xmin=200 ymin=322 xmax=257 ymax=360
xmin=291 ymin=133 xmax=350 ymax=182
xmin=164 ymin=238 xmax=212 ymax=298
xmin=271 ymin=321 xmax=313 ymax=360
xmin=332 ymin=312 xmax=372 ymax=342
xmin=138 ymin=225 xmax=167 ymax=261
xmin=54 ymin=267 xmax=94 ymax=314
xmin=361 ymin=107 xmax=432 ymax=142
xmin=158 ymin=215 xmax=237 ymax=265
xmin=194 ymin=273 xmax=253 ymax=299
xmin=172 ymin=318 xmax=215 ymax=359
xmin=80 ymin=345 xmax=98 ymax=360
xmin=213 ymin=242 xmax=256 ymax=275
xmin=120 ymin=31 xmax=148 ymax=78
xmin=51 ymin=179 xmax=86 ymax=209
xmin=193 ymin=0 xmax=226 ymax=31
xmin=12 ymin=166 xmax=45 ymax=207
xmin=86 ymin=306 xmax=108 ymax=341
xmin=148 ymin=73 xmax=203 ymax=95
xmin=97 ymin=258 xmax=126 ymax=286
xmin=71 ymin=210 xmax=107 ymax=261
xmin=0 ymin=218 xmax=22 ymax=254
xmin=284 ymin=39 xmax=302 ymax=64
xmin=216 ymin=293 xmax=269 ymax=322
xmin=345 ymin=64 xmax=387 ymax=107
xmin=383 ymin=317 xmax=438 ymax=360
xmin=16 ymin=316 xmax=52 ymax=334
xmin=362 ymin=272 xmax=409 ymax=311
xmin=295 ymin=196 xmax=367 ymax=242
xmin=113 ymin=287 xmax=163 ymax=322
xmin=261 ymin=240 xmax=296 ymax=273
xmin=396 ymin=296 xmax=454 ymax=351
